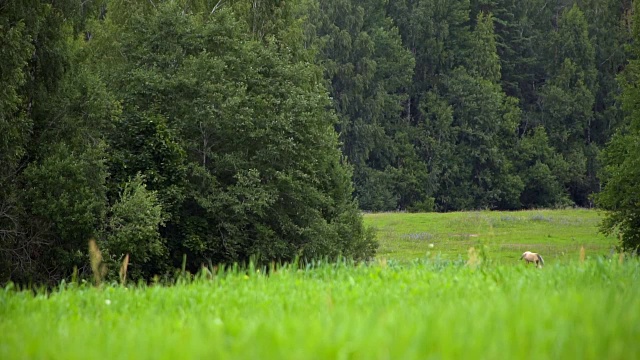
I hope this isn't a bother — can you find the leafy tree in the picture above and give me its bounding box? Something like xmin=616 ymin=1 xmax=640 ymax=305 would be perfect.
xmin=0 ymin=0 xmax=117 ymax=283
xmin=0 ymin=11 xmax=32 ymax=179
xmin=0 ymin=2 xmax=36 ymax=281
xmin=103 ymin=174 xmax=166 ymax=280
xmin=597 ymin=0 xmax=640 ymax=253
xmin=87 ymin=1 xmax=376 ymax=273
xmin=22 ymin=143 xmax=108 ymax=276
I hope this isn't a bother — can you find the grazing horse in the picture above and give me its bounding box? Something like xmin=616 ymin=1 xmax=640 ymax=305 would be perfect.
xmin=520 ymin=251 xmax=544 ymax=268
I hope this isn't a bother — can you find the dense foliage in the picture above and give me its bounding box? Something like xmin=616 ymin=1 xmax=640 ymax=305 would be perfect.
xmin=0 ymin=0 xmax=376 ymax=284
xmin=308 ymin=0 xmax=632 ymax=212
xmin=0 ymin=0 xmax=637 ymax=283
xmin=597 ymin=0 xmax=640 ymax=253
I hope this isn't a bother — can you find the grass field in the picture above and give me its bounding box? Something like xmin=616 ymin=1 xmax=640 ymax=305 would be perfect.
xmin=364 ymin=209 xmax=615 ymax=264
xmin=1 ymin=209 xmax=638 ymax=359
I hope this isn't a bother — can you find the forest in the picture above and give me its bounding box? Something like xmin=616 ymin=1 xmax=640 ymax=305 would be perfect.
xmin=1 ymin=0 xmax=639 ymax=284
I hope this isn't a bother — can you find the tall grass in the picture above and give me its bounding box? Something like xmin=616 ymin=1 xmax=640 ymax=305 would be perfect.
xmin=1 ymin=258 xmax=638 ymax=359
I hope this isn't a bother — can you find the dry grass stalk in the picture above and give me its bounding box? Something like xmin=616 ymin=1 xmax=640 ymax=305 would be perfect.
xmin=200 ymin=263 xmax=212 ymax=279
xmin=326 ymin=289 xmax=334 ymax=310
xmin=467 ymin=247 xmax=480 ymax=269
xmin=119 ymin=254 xmax=130 ymax=285
xmin=619 ymin=252 xmax=625 ymax=265
xmin=580 ymin=246 xmax=586 ymax=263
xmin=89 ymin=239 xmax=107 ymax=286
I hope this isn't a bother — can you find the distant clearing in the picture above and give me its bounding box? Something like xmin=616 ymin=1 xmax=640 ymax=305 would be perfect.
xmin=364 ymin=209 xmax=615 ymax=264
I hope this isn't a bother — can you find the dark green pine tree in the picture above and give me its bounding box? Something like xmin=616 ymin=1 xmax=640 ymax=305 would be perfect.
xmin=538 ymin=4 xmax=598 ymax=206
xmin=579 ymin=0 xmax=632 ymax=209
xmin=383 ymin=0 xmax=476 ymax=211
xmin=579 ymin=0 xmax=632 ymax=146
xmin=468 ymin=0 xmax=609 ymax=208
xmin=386 ymin=0 xmax=471 ymax=124
xmin=305 ymin=0 xmax=421 ymax=211
xmin=424 ymin=12 xmax=523 ymax=210
xmin=513 ymin=126 xmax=572 ymax=208
xmin=469 ymin=0 xmax=553 ymax=106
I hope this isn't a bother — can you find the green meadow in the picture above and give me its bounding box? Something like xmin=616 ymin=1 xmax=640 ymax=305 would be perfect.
xmin=1 ymin=209 xmax=638 ymax=359
xmin=365 ymin=209 xmax=614 ymax=264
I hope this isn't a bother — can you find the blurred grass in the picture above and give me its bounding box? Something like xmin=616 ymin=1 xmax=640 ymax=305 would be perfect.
xmin=0 ymin=210 xmax=633 ymax=359
xmin=1 ymin=259 xmax=639 ymax=359
xmin=364 ymin=209 xmax=615 ymax=264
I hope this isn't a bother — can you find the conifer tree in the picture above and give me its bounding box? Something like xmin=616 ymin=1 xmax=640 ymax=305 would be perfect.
xmin=306 ymin=0 xmax=419 ymax=210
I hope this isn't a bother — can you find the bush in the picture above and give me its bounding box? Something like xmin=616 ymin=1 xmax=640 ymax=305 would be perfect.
xmin=103 ymin=174 xmax=167 ymax=280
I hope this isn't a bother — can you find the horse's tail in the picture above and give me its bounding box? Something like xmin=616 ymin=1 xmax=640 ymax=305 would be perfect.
xmin=538 ymin=254 xmax=545 ymax=266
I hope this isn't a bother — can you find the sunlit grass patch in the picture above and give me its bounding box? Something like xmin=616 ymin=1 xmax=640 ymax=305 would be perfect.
xmin=1 ymin=259 xmax=638 ymax=359
xmin=364 ymin=209 xmax=614 ymax=264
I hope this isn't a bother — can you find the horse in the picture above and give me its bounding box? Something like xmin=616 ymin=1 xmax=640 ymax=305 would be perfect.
xmin=520 ymin=251 xmax=544 ymax=268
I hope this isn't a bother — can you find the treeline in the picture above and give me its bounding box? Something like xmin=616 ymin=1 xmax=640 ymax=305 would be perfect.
xmin=0 ymin=0 xmax=377 ymax=284
xmin=0 ymin=0 xmax=637 ymax=283
xmin=312 ymin=0 xmax=633 ymax=212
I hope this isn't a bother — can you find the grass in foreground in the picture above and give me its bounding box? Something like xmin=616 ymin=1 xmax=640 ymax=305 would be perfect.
xmin=364 ymin=209 xmax=614 ymax=263
xmin=1 ymin=259 xmax=639 ymax=359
